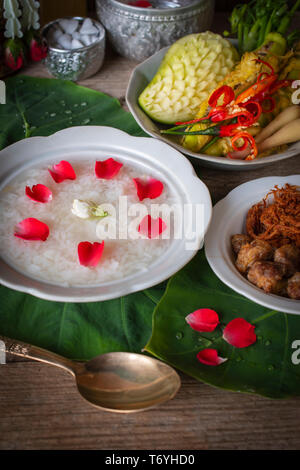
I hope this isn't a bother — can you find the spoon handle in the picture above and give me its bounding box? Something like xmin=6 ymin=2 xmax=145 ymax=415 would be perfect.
xmin=0 ymin=335 xmax=77 ymax=375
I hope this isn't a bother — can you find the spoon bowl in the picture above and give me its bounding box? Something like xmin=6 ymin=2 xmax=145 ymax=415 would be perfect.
xmin=1 ymin=336 xmax=180 ymax=413
xmin=75 ymin=352 xmax=180 ymax=412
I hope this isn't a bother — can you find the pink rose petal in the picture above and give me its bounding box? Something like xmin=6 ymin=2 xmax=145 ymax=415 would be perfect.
xmin=78 ymin=241 xmax=105 ymax=267
xmin=25 ymin=184 xmax=52 ymax=203
xmin=197 ymin=349 xmax=227 ymax=366
xmin=14 ymin=218 xmax=49 ymax=241
xmin=133 ymin=178 xmax=164 ymax=201
xmin=48 ymin=160 xmax=76 ymax=183
xmin=95 ymin=158 xmax=123 ymax=179
xmin=138 ymin=215 xmax=167 ymax=239
xmin=185 ymin=308 xmax=219 ymax=333
xmin=223 ymin=318 xmax=256 ymax=348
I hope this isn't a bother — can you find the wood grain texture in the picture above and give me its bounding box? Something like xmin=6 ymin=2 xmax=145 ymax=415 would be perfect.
xmin=1 ymin=12 xmax=300 ymax=450
xmin=1 ymin=363 xmax=300 ymax=450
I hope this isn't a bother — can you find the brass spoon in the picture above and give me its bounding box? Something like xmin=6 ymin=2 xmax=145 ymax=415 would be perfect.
xmin=0 ymin=335 xmax=180 ymax=413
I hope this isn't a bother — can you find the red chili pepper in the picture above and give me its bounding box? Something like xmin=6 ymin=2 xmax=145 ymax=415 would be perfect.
xmin=241 ymin=101 xmax=262 ymax=121
xmin=235 ymin=74 xmax=277 ymax=105
xmin=175 ymin=116 xmax=207 ymax=126
xmin=235 ymin=60 xmax=289 ymax=110
xmin=219 ymin=123 xmax=240 ymax=137
xmin=209 ymin=108 xmax=229 ymax=122
xmin=216 ymin=107 xmax=257 ymax=126
xmin=236 ymin=110 xmax=258 ymax=127
xmin=217 ymin=108 xmax=258 ymax=127
xmin=255 ymin=59 xmax=275 ymax=75
xmin=175 ymin=107 xmax=228 ymax=126
xmin=234 ymin=59 xmax=276 ymax=105
xmin=231 ymin=132 xmax=258 ymax=158
xmin=257 ymin=72 xmax=270 ymax=82
xmin=175 ymin=106 xmax=259 ymax=135
xmin=208 ymin=85 xmax=235 ymax=108
xmin=174 ymin=78 xmax=265 ymax=138
xmin=268 ymin=79 xmax=292 ymax=95
xmin=255 ymin=80 xmax=288 ymax=101
xmin=250 ymin=79 xmax=290 ymax=108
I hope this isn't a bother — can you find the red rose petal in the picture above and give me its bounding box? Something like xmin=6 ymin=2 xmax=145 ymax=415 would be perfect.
xmin=48 ymin=161 xmax=76 ymax=183
xmin=78 ymin=241 xmax=104 ymax=267
xmin=25 ymin=184 xmax=52 ymax=203
xmin=133 ymin=178 xmax=164 ymax=201
xmin=95 ymin=158 xmax=123 ymax=179
xmin=30 ymin=38 xmax=48 ymax=62
xmin=138 ymin=215 xmax=167 ymax=239
xmin=223 ymin=318 xmax=256 ymax=348
xmin=185 ymin=308 xmax=219 ymax=333
xmin=14 ymin=218 xmax=49 ymax=241
xmin=129 ymin=1 xmax=152 ymax=6
xmin=197 ymin=349 xmax=227 ymax=366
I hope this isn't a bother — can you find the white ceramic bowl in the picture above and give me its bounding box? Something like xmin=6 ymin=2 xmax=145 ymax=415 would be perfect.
xmin=205 ymin=175 xmax=300 ymax=315
xmin=0 ymin=126 xmax=212 ymax=303
xmin=126 ymin=46 xmax=300 ymax=170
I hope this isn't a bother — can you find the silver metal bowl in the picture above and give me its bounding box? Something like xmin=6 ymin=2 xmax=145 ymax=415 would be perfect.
xmin=96 ymin=0 xmax=215 ymax=62
xmin=42 ymin=17 xmax=106 ymax=81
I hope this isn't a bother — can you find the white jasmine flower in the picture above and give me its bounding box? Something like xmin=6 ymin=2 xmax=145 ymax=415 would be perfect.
xmin=71 ymin=199 xmax=108 ymax=219
xmin=72 ymin=199 xmax=90 ymax=218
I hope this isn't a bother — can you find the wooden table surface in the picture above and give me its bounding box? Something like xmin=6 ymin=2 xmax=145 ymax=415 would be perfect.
xmin=1 ymin=13 xmax=300 ymax=450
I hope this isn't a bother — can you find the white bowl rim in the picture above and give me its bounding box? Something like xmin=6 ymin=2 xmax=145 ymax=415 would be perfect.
xmin=0 ymin=126 xmax=212 ymax=303
xmin=205 ymin=175 xmax=300 ymax=315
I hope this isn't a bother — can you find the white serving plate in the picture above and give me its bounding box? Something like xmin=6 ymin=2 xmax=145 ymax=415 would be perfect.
xmin=205 ymin=175 xmax=300 ymax=315
xmin=126 ymin=46 xmax=300 ymax=170
xmin=0 ymin=126 xmax=212 ymax=303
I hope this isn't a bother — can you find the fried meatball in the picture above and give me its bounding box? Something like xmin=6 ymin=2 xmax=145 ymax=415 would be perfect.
xmin=231 ymin=234 xmax=252 ymax=255
xmin=247 ymin=261 xmax=287 ymax=294
xmin=274 ymin=244 xmax=300 ymax=277
xmin=235 ymin=239 xmax=273 ymax=274
xmin=287 ymin=272 xmax=300 ymax=300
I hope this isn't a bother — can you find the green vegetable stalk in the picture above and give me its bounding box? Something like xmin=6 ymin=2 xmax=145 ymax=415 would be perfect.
xmin=225 ymin=0 xmax=300 ymax=54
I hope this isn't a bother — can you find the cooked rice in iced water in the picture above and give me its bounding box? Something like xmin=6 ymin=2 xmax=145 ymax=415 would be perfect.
xmin=0 ymin=160 xmax=176 ymax=286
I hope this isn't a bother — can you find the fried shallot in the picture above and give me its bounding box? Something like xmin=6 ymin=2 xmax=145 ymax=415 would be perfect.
xmin=246 ymin=184 xmax=300 ymax=248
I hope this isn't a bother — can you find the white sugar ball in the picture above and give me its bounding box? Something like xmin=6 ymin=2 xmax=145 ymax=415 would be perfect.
xmin=59 ymin=19 xmax=78 ymax=35
xmin=72 ymin=31 xmax=81 ymax=39
xmin=48 ymin=27 xmax=63 ymax=44
xmin=57 ymin=33 xmax=72 ymax=49
xmin=81 ymin=35 xmax=92 ymax=46
xmin=71 ymin=38 xmax=84 ymax=49
xmin=80 ymin=18 xmax=99 ymax=35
